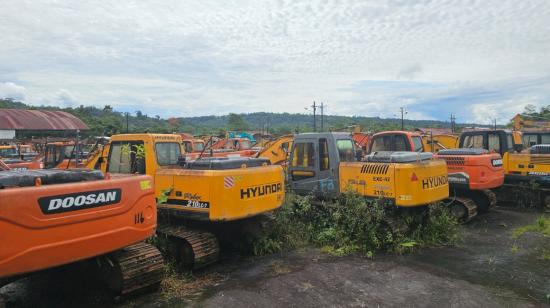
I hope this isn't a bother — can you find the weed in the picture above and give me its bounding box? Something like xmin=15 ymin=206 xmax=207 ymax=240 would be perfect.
xmin=251 ymin=191 xmax=459 ymax=257
xmin=510 ymin=245 xmax=519 ymax=254
xmin=513 ymin=215 xmax=550 ymax=238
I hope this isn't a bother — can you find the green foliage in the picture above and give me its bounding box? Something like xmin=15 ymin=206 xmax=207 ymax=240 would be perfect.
xmin=157 ymin=187 xmax=173 ymax=204
xmin=227 ymin=113 xmax=250 ymax=131
xmin=512 ymin=215 xmax=550 ymax=238
xmin=252 ymin=192 xmax=459 ymax=257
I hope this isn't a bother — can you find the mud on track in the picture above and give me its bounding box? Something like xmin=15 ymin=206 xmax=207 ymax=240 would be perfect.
xmin=1 ymin=208 xmax=548 ymax=307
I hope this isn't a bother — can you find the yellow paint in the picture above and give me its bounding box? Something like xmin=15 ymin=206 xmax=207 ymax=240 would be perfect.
xmin=339 ymin=159 xmax=449 ymax=207
xmin=504 ymin=152 xmax=550 ymax=176
xmin=95 ymin=134 xmax=285 ymax=221
xmin=258 ymin=135 xmax=294 ymax=165
xmin=421 ymin=134 xmax=458 ymax=152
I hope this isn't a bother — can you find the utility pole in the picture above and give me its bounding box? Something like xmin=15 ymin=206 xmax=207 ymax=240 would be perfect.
xmin=399 ymin=107 xmax=407 ymax=130
xmin=311 ymin=101 xmax=317 ymax=132
xmin=450 ymin=114 xmax=456 ymax=133
xmin=320 ymin=102 xmax=325 ymax=132
xmin=494 ymin=118 xmax=497 ymax=130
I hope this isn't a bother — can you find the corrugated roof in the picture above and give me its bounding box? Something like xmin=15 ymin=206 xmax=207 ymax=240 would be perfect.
xmin=0 ymin=109 xmax=88 ymax=130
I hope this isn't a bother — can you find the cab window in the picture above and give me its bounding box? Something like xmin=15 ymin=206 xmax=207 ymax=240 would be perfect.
xmin=240 ymin=140 xmax=252 ymax=150
xmin=155 ymin=142 xmax=181 ymax=166
xmin=337 ymin=139 xmax=354 ymax=162
xmin=194 ymin=142 xmax=205 ymax=152
xmin=371 ymin=135 xmax=392 ymax=152
xmin=412 ymin=136 xmax=424 ymax=152
xmin=319 ymin=138 xmax=330 ymax=171
xmin=108 ymin=141 xmax=146 ymax=174
xmin=0 ymin=147 xmax=16 ymax=157
xmin=394 ymin=135 xmax=408 ymax=151
xmin=523 ymin=135 xmax=537 ymax=148
xmin=505 ymin=134 xmax=514 ymax=151
xmin=463 ymin=135 xmax=484 ymax=148
xmin=183 ymin=141 xmax=193 ymax=153
xmin=291 ymin=142 xmax=314 ymax=167
xmin=488 ymin=133 xmax=501 ymax=152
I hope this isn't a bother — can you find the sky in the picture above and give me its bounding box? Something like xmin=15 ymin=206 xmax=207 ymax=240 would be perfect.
xmin=1 ymin=0 xmax=549 ymax=124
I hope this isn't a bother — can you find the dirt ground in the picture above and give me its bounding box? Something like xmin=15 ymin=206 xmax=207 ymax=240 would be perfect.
xmin=1 ymin=208 xmax=549 ymax=308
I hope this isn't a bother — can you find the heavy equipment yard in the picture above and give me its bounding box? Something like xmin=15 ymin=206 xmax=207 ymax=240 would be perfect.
xmin=1 ymin=127 xmax=549 ymax=307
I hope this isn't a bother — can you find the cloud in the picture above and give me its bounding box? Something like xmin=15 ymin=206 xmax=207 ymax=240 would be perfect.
xmin=0 ymin=0 xmax=549 ymax=122
xmin=0 ymin=82 xmax=26 ymax=101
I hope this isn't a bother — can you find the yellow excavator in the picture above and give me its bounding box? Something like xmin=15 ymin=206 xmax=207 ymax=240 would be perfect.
xmin=90 ymin=134 xmax=285 ymax=269
xmin=256 ymin=134 xmax=294 ymax=166
xmin=286 ymin=133 xmax=449 ymax=207
xmin=457 ymin=129 xmax=550 ymax=207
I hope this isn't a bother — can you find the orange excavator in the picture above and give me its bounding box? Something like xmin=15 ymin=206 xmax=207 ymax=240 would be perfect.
xmin=0 ymin=168 xmax=164 ymax=300
xmin=368 ymin=131 xmax=504 ymax=222
xmin=0 ymin=145 xmax=42 ymax=170
xmin=183 ymin=135 xmax=258 ymax=160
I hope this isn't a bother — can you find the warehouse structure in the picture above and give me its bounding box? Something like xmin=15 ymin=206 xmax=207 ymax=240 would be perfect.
xmin=0 ymin=109 xmax=88 ymax=139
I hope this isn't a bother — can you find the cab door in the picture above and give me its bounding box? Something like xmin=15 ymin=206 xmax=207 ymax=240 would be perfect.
xmin=288 ymin=138 xmax=318 ymax=195
xmin=288 ymin=137 xmax=341 ymax=197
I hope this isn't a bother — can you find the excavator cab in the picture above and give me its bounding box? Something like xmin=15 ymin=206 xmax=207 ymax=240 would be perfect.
xmin=44 ymin=142 xmax=92 ymax=169
xmin=288 ymin=133 xmax=355 ymax=197
xmin=459 ymin=130 xmax=522 ymax=155
xmin=368 ymin=131 xmax=424 ymax=152
xmin=288 ymin=133 xmax=448 ymax=206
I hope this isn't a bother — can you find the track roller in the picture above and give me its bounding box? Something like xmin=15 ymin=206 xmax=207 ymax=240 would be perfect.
xmin=99 ymin=242 xmax=165 ymax=295
xmin=157 ymin=226 xmax=220 ymax=270
xmin=447 ymin=197 xmax=477 ymax=224
xmin=467 ymin=189 xmax=497 ymax=214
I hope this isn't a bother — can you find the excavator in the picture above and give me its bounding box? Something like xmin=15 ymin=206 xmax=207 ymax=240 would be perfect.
xmin=0 ymin=167 xmax=164 ymax=301
xmin=367 ymin=131 xmax=504 ymax=222
xmin=91 ymin=133 xmax=285 ymax=269
xmin=511 ymin=114 xmax=550 ymax=148
xmin=256 ymin=134 xmax=294 ymax=166
xmin=287 ymin=133 xmax=449 ymax=207
xmin=0 ymin=145 xmax=42 ymax=170
xmin=458 ymin=129 xmax=550 ymax=207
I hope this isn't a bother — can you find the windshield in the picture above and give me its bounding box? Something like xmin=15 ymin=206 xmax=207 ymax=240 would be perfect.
xmin=194 ymin=142 xmax=205 ymax=152
xmin=155 ymin=142 xmax=181 ymax=165
xmin=412 ymin=137 xmax=424 ymax=152
xmin=0 ymin=147 xmax=16 ymax=157
xmin=337 ymin=139 xmax=355 ymax=162
xmin=371 ymin=135 xmax=392 ymax=152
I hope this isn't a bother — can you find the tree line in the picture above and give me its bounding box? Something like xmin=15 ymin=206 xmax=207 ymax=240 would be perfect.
xmin=1 ymin=98 xmax=463 ymax=137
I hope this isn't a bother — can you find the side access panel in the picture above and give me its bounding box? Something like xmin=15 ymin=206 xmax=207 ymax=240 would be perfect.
xmin=0 ymin=174 xmax=157 ymax=278
xmin=339 ymin=162 xmax=396 ymax=199
xmin=156 ymin=165 xmax=285 ymax=221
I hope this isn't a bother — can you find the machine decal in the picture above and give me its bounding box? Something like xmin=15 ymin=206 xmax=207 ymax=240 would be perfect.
xmin=360 ymin=164 xmax=389 ymax=174
xmin=447 ymin=172 xmax=470 ymax=184
xmin=38 ymin=189 xmax=122 ymax=215
xmin=240 ymin=182 xmax=282 ymax=199
xmin=224 ymin=176 xmax=235 ymax=188
xmin=421 ymin=175 xmax=448 ymax=190
xmin=491 ymin=159 xmax=503 ymax=167
xmin=183 ymin=200 xmax=210 ymax=208
xmin=527 ymin=171 xmax=550 ymax=176
xmin=319 ymin=178 xmax=335 ymax=191
xmin=140 ymin=180 xmax=152 ymax=190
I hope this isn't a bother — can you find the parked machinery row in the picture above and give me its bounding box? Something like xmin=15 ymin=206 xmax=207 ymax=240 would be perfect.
xmin=3 ymin=128 xmax=550 ymax=303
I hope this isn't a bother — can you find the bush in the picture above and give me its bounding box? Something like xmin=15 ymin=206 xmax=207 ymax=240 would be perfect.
xmin=252 ymin=191 xmax=459 ymax=257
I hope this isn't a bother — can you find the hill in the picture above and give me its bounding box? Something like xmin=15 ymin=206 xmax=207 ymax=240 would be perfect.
xmin=1 ymin=98 xmax=479 ymax=137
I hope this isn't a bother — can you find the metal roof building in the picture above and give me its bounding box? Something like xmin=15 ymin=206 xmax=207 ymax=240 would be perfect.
xmin=0 ymin=109 xmax=88 ymax=139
